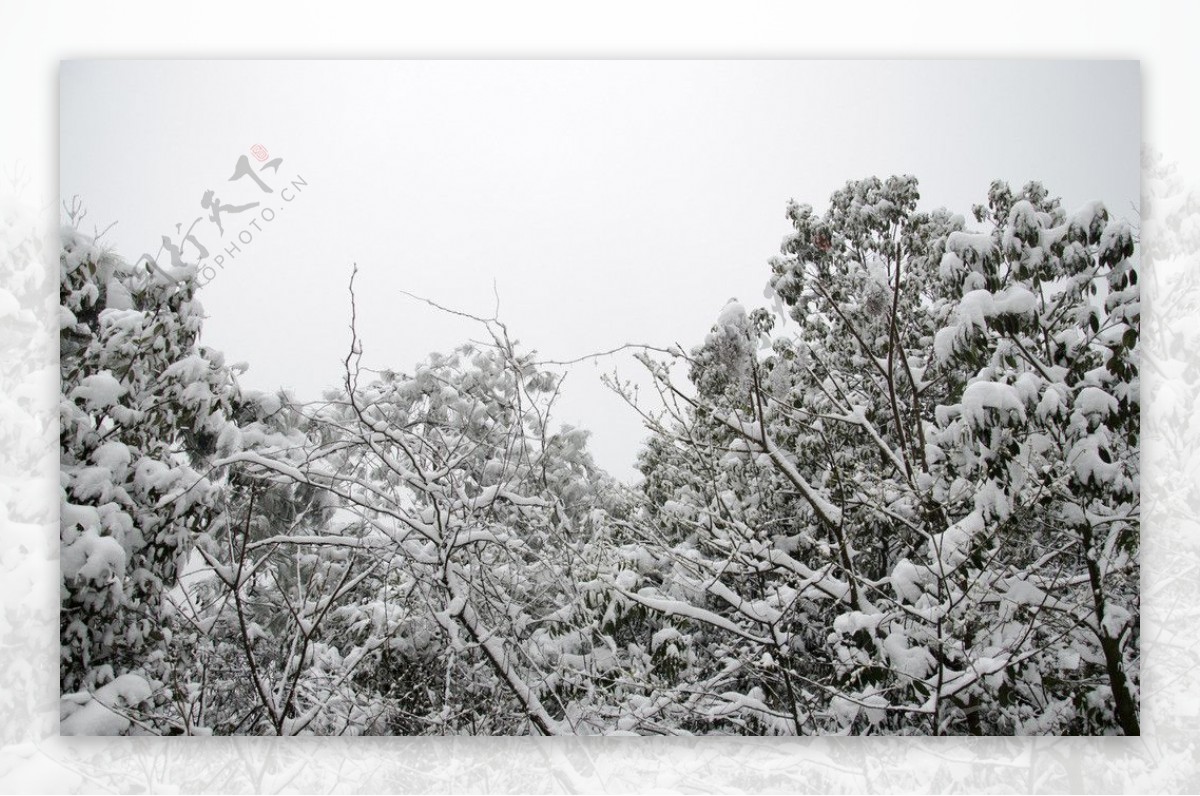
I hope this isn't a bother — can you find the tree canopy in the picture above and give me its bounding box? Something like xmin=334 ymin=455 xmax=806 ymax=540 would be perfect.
xmin=59 ymin=175 xmax=1140 ymax=736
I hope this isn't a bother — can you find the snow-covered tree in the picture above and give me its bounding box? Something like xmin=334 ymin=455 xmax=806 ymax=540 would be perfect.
xmin=59 ymin=224 xmax=246 ymax=732
xmin=215 ymin=282 xmax=631 ymax=734
xmin=616 ymin=175 xmax=1140 ymax=735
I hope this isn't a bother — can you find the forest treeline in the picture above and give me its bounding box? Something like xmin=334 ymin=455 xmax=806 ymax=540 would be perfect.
xmin=59 ymin=176 xmax=1140 ymax=735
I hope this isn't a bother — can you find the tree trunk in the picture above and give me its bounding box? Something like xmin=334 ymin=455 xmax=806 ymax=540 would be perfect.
xmin=1080 ymin=522 xmax=1139 ymax=735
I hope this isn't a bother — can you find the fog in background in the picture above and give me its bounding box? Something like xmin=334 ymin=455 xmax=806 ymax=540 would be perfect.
xmin=60 ymin=60 xmax=1140 ymax=481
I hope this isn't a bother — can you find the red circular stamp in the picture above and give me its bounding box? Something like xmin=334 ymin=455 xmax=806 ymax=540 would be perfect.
xmin=250 ymin=144 xmax=269 ymax=162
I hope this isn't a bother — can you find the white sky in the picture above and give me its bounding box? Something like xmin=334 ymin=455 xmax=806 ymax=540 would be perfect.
xmin=60 ymin=60 xmax=1139 ymax=481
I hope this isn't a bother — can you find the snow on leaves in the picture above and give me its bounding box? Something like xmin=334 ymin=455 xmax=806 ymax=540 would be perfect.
xmin=621 ymin=175 xmax=1140 ymax=735
xmin=60 ymin=225 xmax=245 ymax=726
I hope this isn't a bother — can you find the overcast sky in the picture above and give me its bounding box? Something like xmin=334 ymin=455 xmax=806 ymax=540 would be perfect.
xmin=60 ymin=60 xmax=1139 ymax=481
